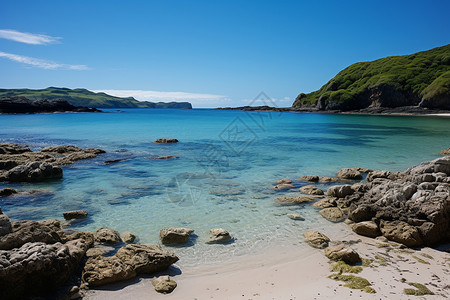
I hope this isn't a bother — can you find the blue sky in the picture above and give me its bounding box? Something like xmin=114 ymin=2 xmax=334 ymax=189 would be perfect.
xmin=0 ymin=0 xmax=449 ymax=108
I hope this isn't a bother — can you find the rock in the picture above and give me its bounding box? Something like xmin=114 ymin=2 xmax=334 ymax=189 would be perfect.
xmin=0 ymin=188 xmax=18 ymax=197
xmin=277 ymin=178 xmax=292 ymax=184
xmin=299 ymin=185 xmax=324 ymax=195
xmin=274 ymin=195 xmax=314 ymax=206
xmin=0 ymin=239 xmax=89 ymax=300
xmin=154 ymin=138 xmax=179 ymax=143
xmin=299 ymin=175 xmax=319 ymax=182
xmin=207 ymin=228 xmax=232 ymax=244
xmin=319 ymin=176 xmax=341 ymax=183
xmin=151 ymin=156 xmax=180 ymax=160
xmin=337 ymin=168 xmax=363 ymax=180
xmin=82 ymin=244 xmax=178 ymax=287
xmin=287 ymin=213 xmax=304 ymax=220
xmin=354 ymin=167 xmax=373 ymax=173
xmin=324 ymin=245 xmax=361 ymax=264
xmin=440 ymin=148 xmax=450 ymax=155
xmin=304 ymin=231 xmax=330 ymax=249
xmin=103 ymin=159 xmax=125 ymax=165
xmin=351 ymin=221 xmax=381 ymax=238
xmin=63 ymin=210 xmax=88 ymax=220
xmin=4 ymin=161 xmax=62 ymax=182
xmin=348 ymin=204 xmax=375 ymax=223
xmin=0 ymin=97 xmax=101 ymax=114
xmin=121 ymin=232 xmax=137 ymax=243
xmin=327 ymin=185 xmax=354 ymax=198
xmin=0 ymin=214 xmax=12 ymax=237
xmin=319 ymin=207 xmax=345 ymax=222
xmin=0 ymin=220 xmax=64 ymax=250
xmin=152 ymin=275 xmax=177 ymax=294
xmin=379 ymin=220 xmax=423 ymax=247
xmin=367 ymin=170 xmax=392 ymax=182
xmin=66 ymin=231 xmax=95 ymax=248
xmin=313 ymin=197 xmax=336 ymax=208
xmin=94 ymin=227 xmax=122 ymax=245
xmin=85 ymin=247 xmax=108 ymax=257
xmin=160 ymin=228 xmax=194 ymax=245
xmin=273 ymin=183 xmax=294 ymax=190
xmin=0 ymin=143 xmax=32 ymax=154
xmin=41 ymin=145 xmax=105 ymax=155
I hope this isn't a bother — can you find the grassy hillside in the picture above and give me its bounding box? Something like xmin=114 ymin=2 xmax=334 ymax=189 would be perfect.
xmin=293 ymin=44 xmax=450 ymax=110
xmin=0 ymin=87 xmax=192 ymax=109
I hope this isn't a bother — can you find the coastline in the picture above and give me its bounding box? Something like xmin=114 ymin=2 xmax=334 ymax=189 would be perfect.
xmin=85 ymin=223 xmax=450 ymax=300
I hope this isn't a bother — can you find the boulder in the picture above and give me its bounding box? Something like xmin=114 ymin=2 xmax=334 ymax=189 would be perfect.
xmin=379 ymin=220 xmax=423 ymax=247
xmin=207 ymin=228 xmax=232 ymax=244
xmin=351 ymin=221 xmax=381 ymax=238
xmin=152 ymin=275 xmax=177 ymax=294
xmin=304 ymin=231 xmax=330 ymax=249
xmin=299 ymin=175 xmax=319 ymax=182
xmin=324 ymin=245 xmax=361 ymax=264
xmin=63 ymin=210 xmax=88 ymax=220
xmin=4 ymin=162 xmax=62 ymax=182
xmin=440 ymin=148 xmax=450 ymax=155
xmin=0 ymin=188 xmax=18 ymax=197
xmin=287 ymin=213 xmax=304 ymax=220
xmin=348 ymin=204 xmax=376 ymax=223
xmin=154 ymin=138 xmax=179 ymax=143
xmin=82 ymin=244 xmax=178 ymax=287
xmin=121 ymin=232 xmax=137 ymax=243
xmin=337 ymin=168 xmax=363 ymax=180
xmin=274 ymin=195 xmax=314 ymax=206
xmin=86 ymin=247 xmax=108 ymax=258
xmin=0 ymin=214 xmax=12 ymax=237
xmin=299 ymin=185 xmax=324 ymax=195
xmin=160 ymin=228 xmax=194 ymax=245
xmin=327 ymin=185 xmax=354 ymax=198
xmin=0 ymin=239 xmax=89 ymax=300
xmin=0 ymin=220 xmax=63 ymax=250
xmin=367 ymin=170 xmax=392 ymax=182
xmin=319 ymin=207 xmax=345 ymax=222
xmin=94 ymin=227 xmax=122 ymax=245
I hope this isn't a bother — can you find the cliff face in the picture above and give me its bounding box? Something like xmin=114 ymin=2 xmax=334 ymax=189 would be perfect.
xmin=293 ymin=45 xmax=450 ymax=111
xmin=0 ymin=87 xmax=192 ymax=109
xmin=0 ymin=97 xmax=100 ymax=113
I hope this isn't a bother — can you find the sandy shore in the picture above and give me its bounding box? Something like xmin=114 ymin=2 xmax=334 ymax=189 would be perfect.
xmin=85 ymin=223 xmax=449 ymax=300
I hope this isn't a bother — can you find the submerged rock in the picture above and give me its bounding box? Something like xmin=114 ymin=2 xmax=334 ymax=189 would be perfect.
xmin=152 ymin=275 xmax=177 ymax=294
xmin=277 ymin=178 xmax=292 ymax=184
xmin=63 ymin=210 xmax=88 ymax=220
xmin=299 ymin=185 xmax=324 ymax=195
xmin=273 ymin=183 xmax=294 ymax=190
xmin=304 ymin=231 xmax=330 ymax=249
xmin=4 ymin=161 xmax=62 ymax=182
xmin=274 ymin=195 xmax=314 ymax=206
xmin=287 ymin=213 xmax=304 ymax=220
xmin=299 ymin=175 xmax=319 ymax=182
xmin=160 ymin=228 xmax=194 ymax=245
xmin=154 ymin=138 xmax=179 ymax=143
xmin=0 ymin=188 xmax=18 ymax=197
xmin=319 ymin=176 xmax=341 ymax=183
xmin=207 ymin=228 xmax=232 ymax=244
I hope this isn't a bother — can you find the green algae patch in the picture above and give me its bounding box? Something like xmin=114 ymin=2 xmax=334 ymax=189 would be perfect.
xmin=376 ymin=243 xmax=390 ymax=248
xmin=328 ymin=274 xmax=375 ymax=293
xmin=362 ymin=258 xmax=373 ymax=267
xmin=404 ymin=282 xmax=434 ymax=296
xmin=375 ymin=254 xmax=387 ymax=266
xmin=412 ymin=255 xmax=430 ymax=264
xmin=420 ymin=253 xmax=433 ymax=260
xmin=330 ymin=261 xmax=363 ymax=274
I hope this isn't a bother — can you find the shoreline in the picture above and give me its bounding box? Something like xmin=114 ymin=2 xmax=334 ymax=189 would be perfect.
xmin=85 ymin=223 xmax=450 ymax=300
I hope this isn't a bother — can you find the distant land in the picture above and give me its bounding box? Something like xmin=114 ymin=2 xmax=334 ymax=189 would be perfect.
xmin=293 ymin=44 xmax=450 ymax=111
xmin=0 ymin=87 xmax=192 ymax=109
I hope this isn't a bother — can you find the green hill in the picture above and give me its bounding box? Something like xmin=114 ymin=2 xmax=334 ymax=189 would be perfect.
xmin=0 ymin=87 xmax=192 ymax=109
xmin=293 ymin=44 xmax=450 ymax=111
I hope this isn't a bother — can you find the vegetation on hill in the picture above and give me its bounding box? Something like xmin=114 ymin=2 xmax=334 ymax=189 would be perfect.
xmin=293 ymin=44 xmax=450 ymax=110
xmin=0 ymin=87 xmax=192 ymax=109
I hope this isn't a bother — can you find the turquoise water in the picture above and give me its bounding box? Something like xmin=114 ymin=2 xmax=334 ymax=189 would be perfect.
xmin=1 ymin=109 xmax=449 ymax=266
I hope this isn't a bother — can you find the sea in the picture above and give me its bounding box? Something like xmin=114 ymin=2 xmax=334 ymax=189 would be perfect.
xmin=1 ymin=109 xmax=449 ymax=267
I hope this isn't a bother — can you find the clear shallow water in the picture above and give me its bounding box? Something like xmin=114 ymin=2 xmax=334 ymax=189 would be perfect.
xmin=1 ymin=109 xmax=449 ymax=266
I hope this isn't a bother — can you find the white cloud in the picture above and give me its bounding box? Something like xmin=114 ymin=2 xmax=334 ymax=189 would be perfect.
xmin=0 ymin=51 xmax=89 ymax=70
xmin=94 ymin=89 xmax=232 ymax=108
xmin=0 ymin=29 xmax=60 ymax=45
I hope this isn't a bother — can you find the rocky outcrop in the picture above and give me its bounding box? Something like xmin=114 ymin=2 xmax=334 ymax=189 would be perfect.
xmin=207 ymin=228 xmax=232 ymax=244
xmin=441 ymin=148 xmax=450 ymax=155
xmin=154 ymin=138 xmax=179 ymax=143
xmin=82 ymin=244 xmax=179 ymax=287
xmin=0 ymin=143 xmax=105 ymax=182
xmin=304 ymin=231 xmax=330 ymax=249
xmin=0 ymin=96 xmax=101 ymax=114
xmin=160 ymin=228 xmax=194 ymax=245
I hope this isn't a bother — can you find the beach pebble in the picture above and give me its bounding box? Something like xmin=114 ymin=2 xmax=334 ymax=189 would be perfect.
xmin=152 ymin=275 xmax=177 ymax=294
xmin=207 ymin=228 xmax=232 ymax=244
